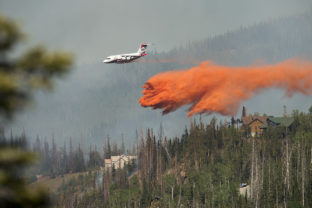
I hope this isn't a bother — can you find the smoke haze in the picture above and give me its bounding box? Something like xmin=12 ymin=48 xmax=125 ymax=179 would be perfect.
xmin=1 ymin=1 xmax=312 ymax=146
xmin=0 ymin=0 xmax=311 ymax=64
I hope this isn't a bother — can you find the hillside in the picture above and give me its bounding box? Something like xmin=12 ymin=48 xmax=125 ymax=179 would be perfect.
xmin=32 ymin=172 xmax=88 ymax=193
xmin=42 ymin=109 xmax=312 ymax=207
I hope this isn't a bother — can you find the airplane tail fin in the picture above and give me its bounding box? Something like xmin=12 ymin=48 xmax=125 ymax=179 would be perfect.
xmin=138 ymin=43 xmax=149 ymax=54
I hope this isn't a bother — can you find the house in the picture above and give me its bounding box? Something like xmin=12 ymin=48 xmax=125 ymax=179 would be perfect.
xmin=266 ymin=117 xmax=294 ymax=128
xmin=104 ymin=159 xmax=112 ymax=168
xmin=241 ymin=106 xmax=268 ymax=137
xmin=261 ymin=117 xmax=294 ymax=131
xmin=247 ymin=117 xmax=268 ymax=137
xmin=241 ymin=106 xmax=295 ymax=137
xmin=104 ymin=155 xmax=136 ymax=170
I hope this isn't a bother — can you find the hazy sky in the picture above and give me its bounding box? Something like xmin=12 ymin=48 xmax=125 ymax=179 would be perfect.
xmin=0 ymin=0 xmax=311 ymax=64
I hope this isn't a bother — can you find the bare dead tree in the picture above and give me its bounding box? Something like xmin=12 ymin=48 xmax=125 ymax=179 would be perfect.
xmin=301 ymin=145 xmax=306 ymax=207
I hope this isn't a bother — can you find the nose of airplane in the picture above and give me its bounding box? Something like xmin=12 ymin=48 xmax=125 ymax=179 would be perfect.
xmin=103 ymin=58 xmax=110 ymax=63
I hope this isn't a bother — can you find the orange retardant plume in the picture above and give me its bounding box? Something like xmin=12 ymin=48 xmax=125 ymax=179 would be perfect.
xmin=139 ymin=59 xmax=312 ymax=117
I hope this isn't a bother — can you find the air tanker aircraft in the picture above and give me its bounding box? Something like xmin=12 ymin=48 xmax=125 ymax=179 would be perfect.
xmin=103 ymin=43 xmax=150 ymax=64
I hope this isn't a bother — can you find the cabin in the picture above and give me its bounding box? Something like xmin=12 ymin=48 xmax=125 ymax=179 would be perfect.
xmin=104 ymin=155 xmax=136 ymax=170
xmin=241 ymin=106 xmax=268 ymax=137
xmin=104 ymin=159 xmax=112 ymax=168
xmin=266 ymin=117 xmax=294 ymax=129
xmin=260 ymin=117 xmax=294 ymax=135
xmin=247 ymin=117 xmax=268 ymax=137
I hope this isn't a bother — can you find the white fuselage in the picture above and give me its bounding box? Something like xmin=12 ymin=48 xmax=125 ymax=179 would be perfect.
xmin=103 ymin=44 xmax=148 ymax=64
xmin=103 ymin=52 xmax=145 ymax=64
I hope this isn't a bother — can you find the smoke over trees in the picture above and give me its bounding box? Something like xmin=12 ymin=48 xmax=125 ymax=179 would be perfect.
xmin=1 ymin=9 xmax=312 ymax=208
xmin=10 ymin=11 xmax=312 ymax=145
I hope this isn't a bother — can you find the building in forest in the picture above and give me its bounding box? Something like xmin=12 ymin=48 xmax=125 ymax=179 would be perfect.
xmin=104 ymin=155 xmax=136 ymax=169
xmin=261 ymin=117 xmax=294 ymax=130
xmin=248 ymin=118 xmax=268 ymax=137
xmin=241 ymin=106 xmax=294 ymax=137
xmin=241 ymin=106 xmax=268 ymax=137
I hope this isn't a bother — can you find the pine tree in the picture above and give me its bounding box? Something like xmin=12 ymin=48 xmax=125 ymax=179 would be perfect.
xmin=50 ymin=134 xmax=57 ymax=177
xmin=120 ymin=134 xmax=125 ymax=155
xmin=33 ymin=135 xmax=41 ymax=153
xmin=62 ymin=141 xmax=68 ymax=174
xmin=73 ymin=144 xmax=85 ymax=172
xmin=42 ymin=138 xmax=50 ymax=174
xmin=69 ymin=137 xmax=73 ymax=172
xmin=0 ymin=14 xmax=72 ymax=207
xmin=112 ymin=142 xmax=118 ymax=156
xmin=106 ymin=136 xmax=111 ymax=159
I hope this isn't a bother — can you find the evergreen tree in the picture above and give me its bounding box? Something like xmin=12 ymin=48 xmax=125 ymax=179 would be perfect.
xmin=61 ymin=141 xmax=68 ymax=174
xmin=69 ymin=137 xmax=73 ymax=172
xmin=105 ymin=136 xmax=111 ymax=159
xmin=120 ymin=134 xmax=125 ymax=155
xmin=73 ymin=144 xmax=85 ymax=172
xmin=0 ymin=14 xmax=72 ymax=207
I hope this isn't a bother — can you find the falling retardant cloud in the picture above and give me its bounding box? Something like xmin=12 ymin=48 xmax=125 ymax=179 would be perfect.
xmin=139 ymin=58 xmax=312 ymax=117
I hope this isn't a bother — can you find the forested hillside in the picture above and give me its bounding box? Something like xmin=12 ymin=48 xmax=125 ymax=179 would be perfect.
xmin=164 ymin=12 xmax=312 ymax=65
xmin=26 ymin=109 xmax=312 ymax=207
xmin=10 ymin=11 xmax=312 ymax=145
xmin=2 ymin=2 xmax=312 ymax=208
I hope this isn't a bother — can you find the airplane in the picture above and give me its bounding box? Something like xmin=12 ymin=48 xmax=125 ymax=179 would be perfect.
xmin=103 ymin=43 xmax=150 ymax=64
